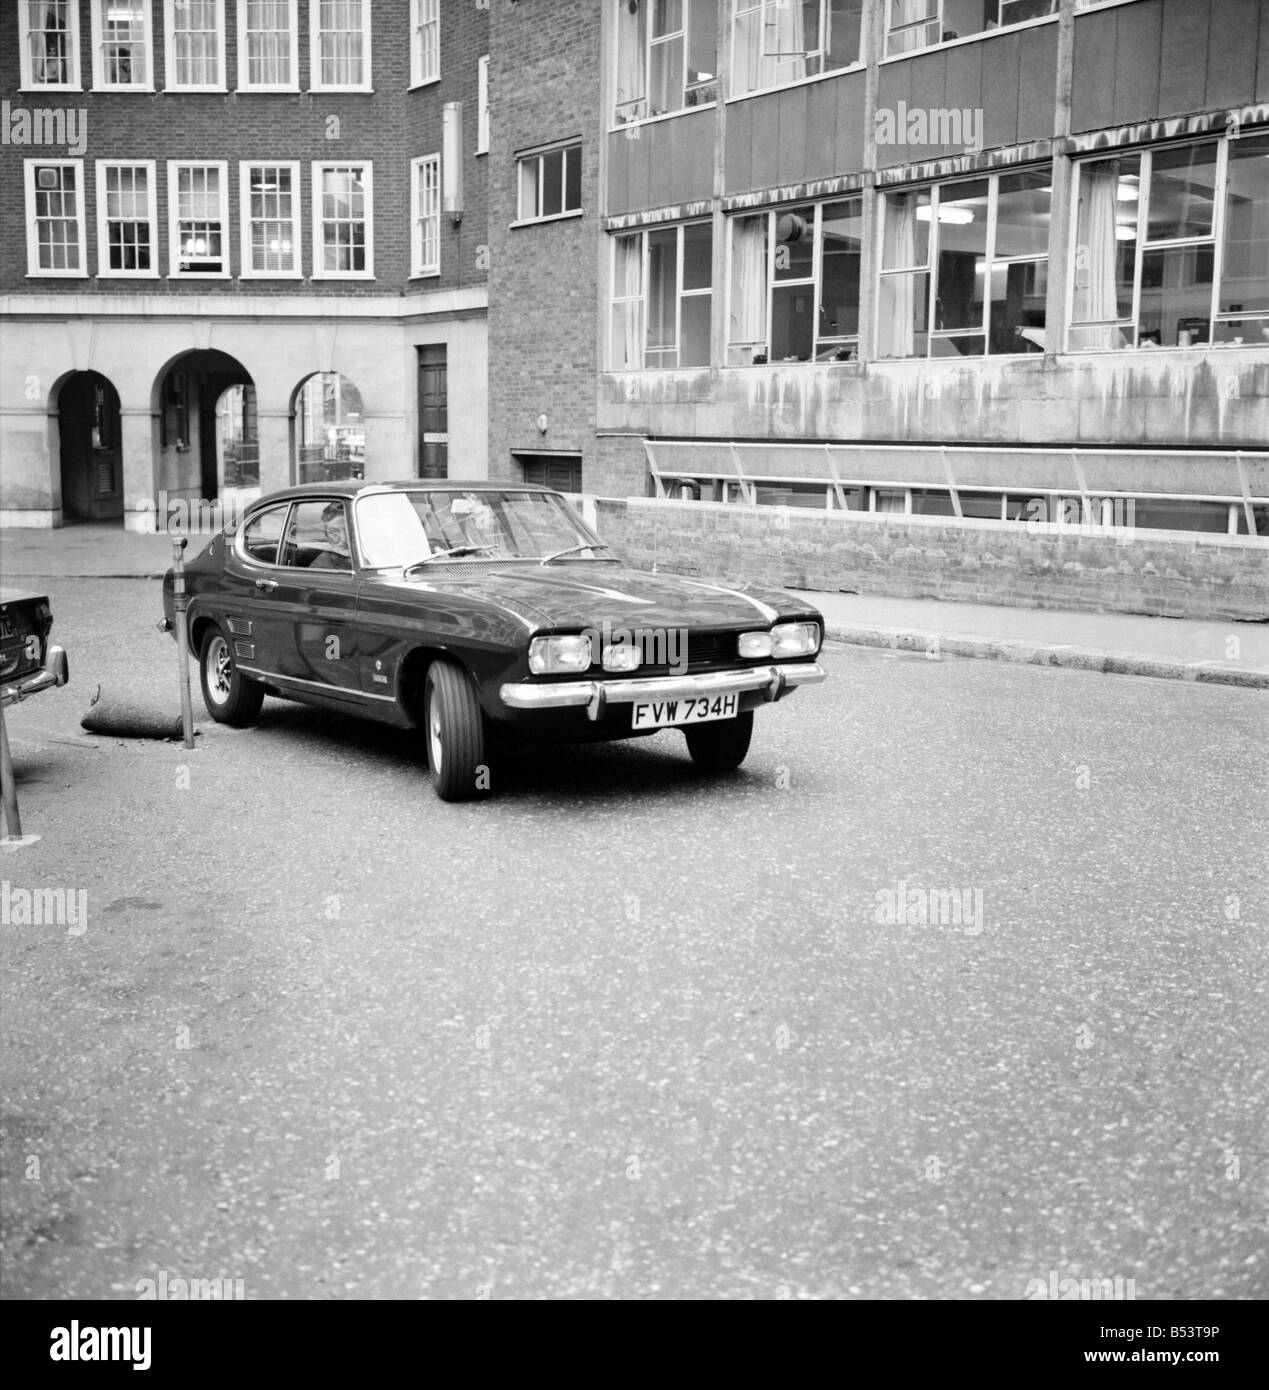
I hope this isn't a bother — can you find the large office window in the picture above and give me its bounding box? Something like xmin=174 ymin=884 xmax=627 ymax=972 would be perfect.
xmin=1069 ymin=136 xmax=1268 ymax=350
xmin=611 ymin=223 xmax=713 ymax=370
xmin=169 ymin=162 xmax=230 ymax=275
xmin=97 ymin=162 xmax=158 ymax=276
xmin=165 ymin=0 xmax=225 ymax=90
xmin=20 ymin=0 xmax=81 ymax=88
xmin=91 ymin=0 xmax=151 ymax=89
xmin=238 ymin=0 xmax=298 ymax=90
xmin=411 ymin=155 xmax=441 ymax=277
xmin=731 ymin=0 xmax=863 ymax=97
xmin=614 ymin=0 xmax=718 ymax=124
xmin=312 ymin=163 xmax=372 ymax=277
xmin=884 ymin=0 xmax=1057 ymax=58
xmin=410 ymin=0 xmax=439 ymax=86
xmin=312 ymin=0 xmax=371 ymax=90
xmin=878 ymin=168 xmax=1050 ymax=358
xmin=241 ymin=162 xmax=301 ymax=277
xmin=517 ymin=144 xmax=582 ymax=223
xmin=25 ymin=160 xmax=86 ymax=275
xmin=728 ymin=198 xmax=863 ymax=364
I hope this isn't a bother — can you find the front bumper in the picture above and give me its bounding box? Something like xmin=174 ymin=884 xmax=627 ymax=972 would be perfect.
xmin=499 ymin=661 xmax=826 ymax=720
xmin=1 ymin=645 xmax=69 ymax=707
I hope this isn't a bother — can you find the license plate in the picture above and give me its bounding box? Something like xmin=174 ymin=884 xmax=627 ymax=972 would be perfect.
xmin=631 ymin=692 xmax=739 ymax=730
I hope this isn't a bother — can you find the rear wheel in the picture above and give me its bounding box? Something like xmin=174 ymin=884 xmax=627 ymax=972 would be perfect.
xmin=425 ymin=660 xmax=489 ymax=801
xmin=199 ymin=624 xmax=264 ymax=726
xmin=684 ymin=711 xmax=753 ymax=773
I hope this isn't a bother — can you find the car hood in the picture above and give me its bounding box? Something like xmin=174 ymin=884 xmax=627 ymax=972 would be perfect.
xmin=368 ymin=564 xmax=820 ymax=631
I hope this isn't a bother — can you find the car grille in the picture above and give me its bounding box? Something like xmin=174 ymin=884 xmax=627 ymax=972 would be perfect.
xmin=628 ymin=629 xmax=748 ymax=677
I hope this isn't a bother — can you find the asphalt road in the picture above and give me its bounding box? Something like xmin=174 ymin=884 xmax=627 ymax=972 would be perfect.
xmin=1 ymin=578 xmax=1266 ymax=1300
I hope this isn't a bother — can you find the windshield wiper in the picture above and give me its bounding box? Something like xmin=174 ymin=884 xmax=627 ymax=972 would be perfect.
xmin=539 ymin=543 xmax=602 ymax=566
xmin=403 ymin=544 xmax=498 ymax=575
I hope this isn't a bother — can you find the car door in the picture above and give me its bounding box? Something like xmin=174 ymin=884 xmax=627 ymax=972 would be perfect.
xmin=220 ymin=500 xmax=295 ymax=678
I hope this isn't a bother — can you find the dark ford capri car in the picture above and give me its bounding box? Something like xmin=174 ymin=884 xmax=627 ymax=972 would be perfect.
xmin=1 ymin=587 xmax=70 ymax=707
xmin=160 ymin=482 xmax=826 ymax=800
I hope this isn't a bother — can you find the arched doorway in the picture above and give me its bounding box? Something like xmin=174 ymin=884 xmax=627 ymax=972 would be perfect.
xmin=58 ymin=371 xmax=123 ymax=522
xmin=293 ymin=372 xmax=365 ymax=483
xmin=153 ymin=350 xmax=256 ymax=510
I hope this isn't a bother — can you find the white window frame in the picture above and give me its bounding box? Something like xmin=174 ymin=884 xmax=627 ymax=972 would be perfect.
xmin=96 ymin=160 xmax=159 ymax=278
xmin=608 ymin=220 xmax=713 ymax=370
xmin=310 ymin=0 xmax=373 ymax=93
xmin=24 ymin=159 xmax=87 ymax=277
xmin=90 ymin=0 xmax=154 ymax=91
xmin=410 ymin=0 xmax=440 ymax=88
xmin=239 ymin=160 xmax=302 ymax=279
xmin=476 ymin=54 xmax=490 ymax=155
xmin=613 ymin=0 xmax=718 ymax=127
xmin=311 ymin=161 xmax=374 ymax=280
xmin=883 ymin=0 xmax=1059 ymax=60
xmin=411 ymin=154 xmax=441 ymax=278
xmin=19 ymin=0 xmax=82 ymax=90
xmin=164 ymin=0 xmax=227 ymax=92
xmin=729 ymin=0 xmax=865 ymax=99
xmin=167 ymin=160 xmax=231 ymax=278
xmin=1065 ymin=137 xmax=1253 ymax=353
xmin=515 ymin=143 xmax=583 ymax=225
xmin=236 ymin=0 xmax=299 ymax=92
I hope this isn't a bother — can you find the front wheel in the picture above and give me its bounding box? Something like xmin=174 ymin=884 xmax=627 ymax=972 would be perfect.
xmin=199 ymin=624 xmax=264 ymax=726
xmin=425 ymin=661 xmax=489 ymax=801
xmin=683 ymin=710 xmax=753 ymax=773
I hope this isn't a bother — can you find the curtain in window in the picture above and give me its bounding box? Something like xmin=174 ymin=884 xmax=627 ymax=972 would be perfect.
xmin=612 ymin=236 xmax=643 ymax=368
xmin=1072 ymin=161 xmax=1121 ymax=349
xmin=616 ymin=2 xmax=646 ymax=117
xmin=320 ymin=0 xmax=363 ymax=85
xmin=734 ymin=0 xmax=806 ymax=94
xmin=246 ymin=0 xmax=290 ymax=85
xmin=729 ymin=216 xmax=767 ymax=361
xmin=29 ymin=0 xmax=69 ymax=83
xmin=878 ymin=195 xmax=917 ymax=358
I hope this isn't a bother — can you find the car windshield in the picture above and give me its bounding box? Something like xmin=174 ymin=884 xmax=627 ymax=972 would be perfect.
xmin=354 ymin=489 xmax=613 ymax=568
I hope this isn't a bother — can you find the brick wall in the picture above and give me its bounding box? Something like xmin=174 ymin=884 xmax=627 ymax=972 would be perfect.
xmin=593 ymin=498 xmax=1269 ymax=622
xmin=486 ymin=0 xmax=601 ymax=483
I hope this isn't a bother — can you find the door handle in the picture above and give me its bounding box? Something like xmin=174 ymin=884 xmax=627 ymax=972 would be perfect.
xmin=254 ymin=578 xmax=277 ymax=592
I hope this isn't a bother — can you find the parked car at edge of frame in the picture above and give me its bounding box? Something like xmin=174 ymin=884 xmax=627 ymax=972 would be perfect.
xmin=159 ymin=482 xmax=827 ymax=801
xmin=0 ymin=588 xmax=70 ymax=708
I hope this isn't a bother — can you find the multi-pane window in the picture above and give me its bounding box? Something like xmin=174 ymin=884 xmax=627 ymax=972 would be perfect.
xmin=884 ymin=0 xmax=1057 ymax=58
xmin=97 ymin=162 xmax=158 ymax=275
xmin=169 ymin=162 xmax=229 ymax=275
xmin=517 ymin=145 xmax=582 ymax=223
xmin=731 ymin=0 xmax=863 ymax=97
xmin=312 ymin=0 xmax=371 ymax=90
xmin=25 ymin=161 xmax=86 ymax=275
xmin=313 ymin=163 xmax=372 ymax=277
xmin=238 ymin=0 xmax=298 ymax=89
xmin=410 ymin=0 xmax=439 ymax=86
xmin=1070 ymin=136 xmax=1269 ymax=350
xmin=412 ymin=155 xmax=441 ymax=277
xmin=728 ymin=198 xmax=863 ymax=364
xmin=477 ymin=54 xmax=490 ymax=155
xmin=91 ymin=0 xmax=151 ymax=88
xmin=614 ymin=0 xmax=718 ymax=124
xmin=20 ymin=0 xmax=81 ymax=88
xmin=166 ymin=0 xmax=225 ymax=89
xmin=877 ymin=168 xmax=1050 ymax=358
xmin=610 ymin=222 xmax=713 ymax=370
xmin=241 ymin=163 xmax=301 ymax=276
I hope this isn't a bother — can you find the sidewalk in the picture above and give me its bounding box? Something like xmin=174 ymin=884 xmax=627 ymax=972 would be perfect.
xmin=2 ymin=523 xmax=1266 ymax=689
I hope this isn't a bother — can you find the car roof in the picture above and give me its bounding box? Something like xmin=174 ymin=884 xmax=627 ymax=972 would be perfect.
xmin=252 ymin=481 xmax=564 ymax=505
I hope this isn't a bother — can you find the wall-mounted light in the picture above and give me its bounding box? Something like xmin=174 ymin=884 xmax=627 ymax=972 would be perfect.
xmin=442 ymin=101 xmax=464 ymax=224
xmin=536 ymin=414 xmax=548 ymax=435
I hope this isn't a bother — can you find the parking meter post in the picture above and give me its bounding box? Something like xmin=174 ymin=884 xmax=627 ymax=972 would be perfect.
xmin=172 ymin=537 xmax=196 ymax=750
xmin=0 ymin=698 xmax=23 ymax=841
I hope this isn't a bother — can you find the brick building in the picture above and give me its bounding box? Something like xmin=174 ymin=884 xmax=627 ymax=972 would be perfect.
xmin=0 ymin=0 xmax=489 ymax=529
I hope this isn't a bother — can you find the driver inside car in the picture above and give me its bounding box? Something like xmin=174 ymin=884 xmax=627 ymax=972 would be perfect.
xmin=310 ymin=501 xmax=352 ymax=570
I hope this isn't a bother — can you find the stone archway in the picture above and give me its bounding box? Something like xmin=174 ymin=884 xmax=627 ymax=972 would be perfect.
xmin=291 ymin=372 xmax=366 ymax=483
xmin=151 ymin=350 xmax=256 ymax=509
xmin=57 ymin=371 xmax=123 ymax=523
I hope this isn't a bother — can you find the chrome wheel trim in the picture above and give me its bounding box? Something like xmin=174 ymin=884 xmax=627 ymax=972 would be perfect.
xmin=428 ymin=693 xmax=443 ymax=773
xmin=207 ymin=636 xmax=233 ymax=705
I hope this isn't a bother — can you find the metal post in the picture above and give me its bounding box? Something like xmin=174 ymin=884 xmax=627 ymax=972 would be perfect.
xmin=0 ymin=697 xmax=26 ymax=844
xmin=171 ymin=537 xmax=196 ymax=750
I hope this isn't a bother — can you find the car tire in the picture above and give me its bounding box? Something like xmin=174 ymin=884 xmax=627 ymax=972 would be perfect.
xmin=684 ymin=710 xmax=753 ymax=773
xmin=425 ymin=660 xmax=489 ymax=801
xmin=199 ymin=624 xmax=264 ymax=726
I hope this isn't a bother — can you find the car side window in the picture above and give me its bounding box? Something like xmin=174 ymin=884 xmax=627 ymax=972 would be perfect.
xmin=281 ymin=500 xmax=353 ymax=571
xmin=241 ymin=505 xmax=291 ymax=565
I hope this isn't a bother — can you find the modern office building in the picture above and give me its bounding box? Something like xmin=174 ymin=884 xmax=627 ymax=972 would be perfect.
xmin=0 ymin=0 xmax=489 ymax=529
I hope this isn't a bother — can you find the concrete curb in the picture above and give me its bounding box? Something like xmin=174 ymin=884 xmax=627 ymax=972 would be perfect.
xmin=823 ymin=624 xmax=1269 ymax=690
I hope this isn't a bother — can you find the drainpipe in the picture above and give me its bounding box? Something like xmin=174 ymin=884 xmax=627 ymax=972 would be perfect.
xmin=1043 ymin=0 xmax=1078 ymax=361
